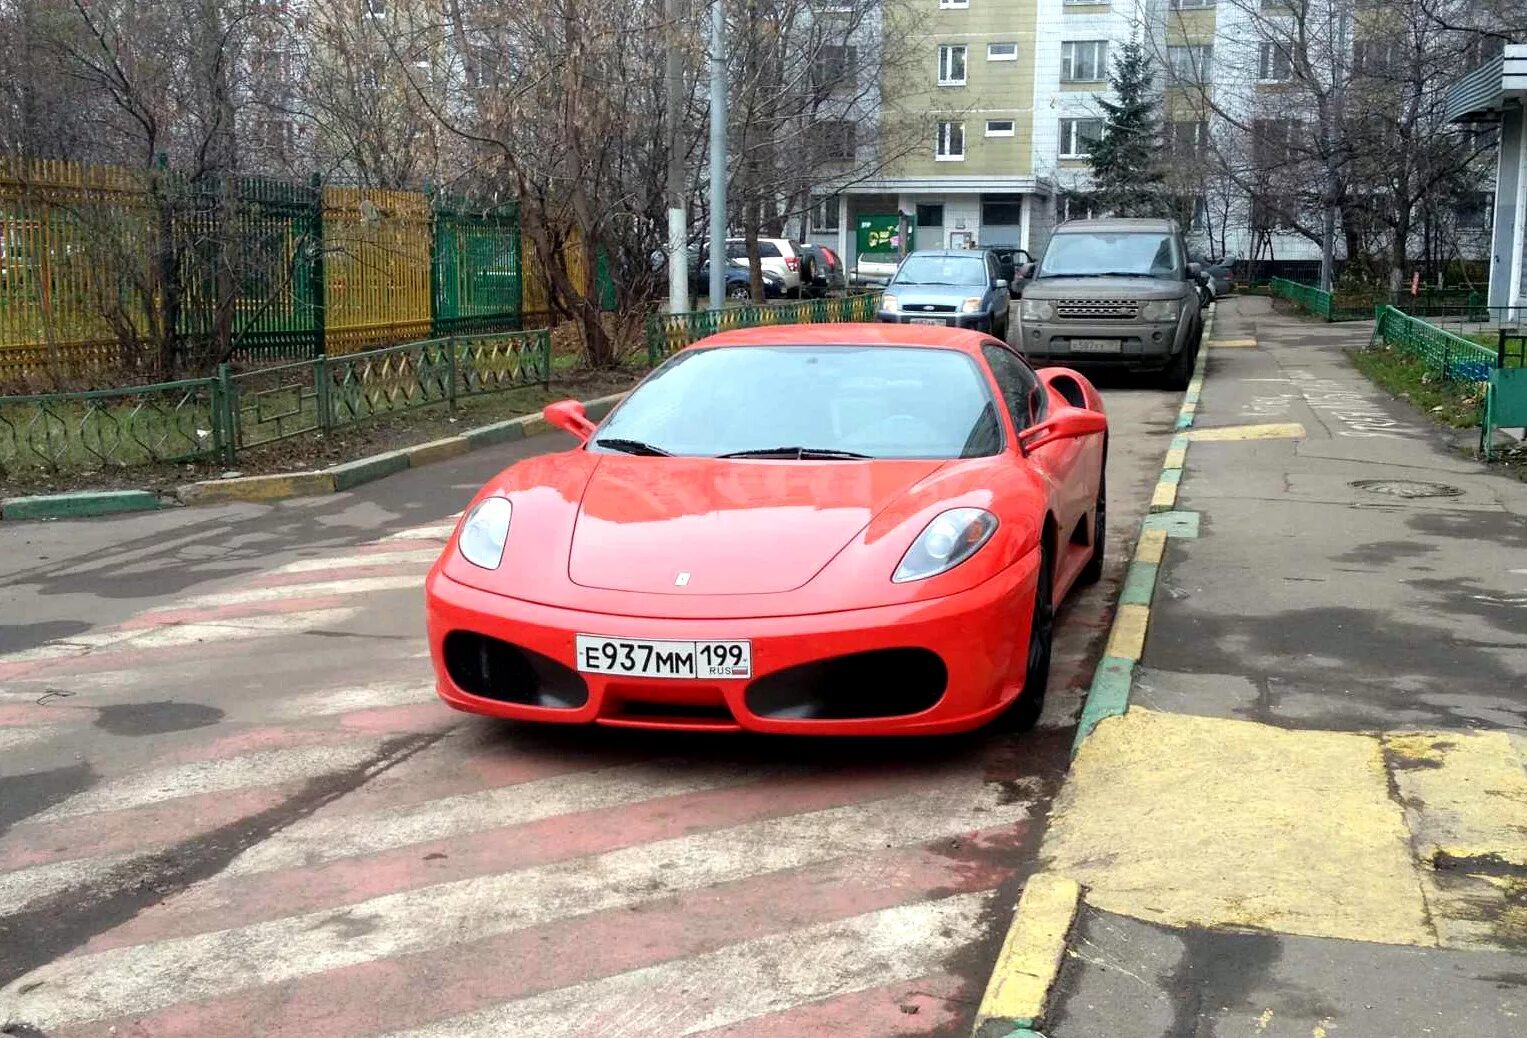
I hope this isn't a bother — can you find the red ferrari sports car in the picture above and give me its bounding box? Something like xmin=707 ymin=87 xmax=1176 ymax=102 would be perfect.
xmin=425 ymin=324 xmax=1108 ymax=735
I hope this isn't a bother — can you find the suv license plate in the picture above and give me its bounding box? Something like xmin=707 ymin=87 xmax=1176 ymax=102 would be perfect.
xmin=1070 ymin=339 xmax=1123 ymax=354
xmin=909 ymin=317 xmax=945 ymax=327
xmin=575 ymin=635 xmax=752 ymax=680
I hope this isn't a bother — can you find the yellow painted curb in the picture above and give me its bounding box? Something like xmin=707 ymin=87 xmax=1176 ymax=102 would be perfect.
xmin=407 ymin=436 xmax=472 ymax=467
xmin=1210 ymin=338 xmax=1258 ymax=348
xmin=1163 ymin=447 xmax=1187 ymax=470
xmin=971 ymin=872 xmax=1081 ymax=1030
xmin=177 ymin=470 xmax=335 ymax=505
xmin=1187 ymin=422 xmax=1306 ymax=443
xmin=1105 ymin=604 xmax=1150 ymax=661
xmin=519 ymin=415 xmax=553 ymax=438
xmin=1149 ymin=480 xmax=1178 ymax=513
xmin=1135 ymin=528 xmax=1168 ymax=565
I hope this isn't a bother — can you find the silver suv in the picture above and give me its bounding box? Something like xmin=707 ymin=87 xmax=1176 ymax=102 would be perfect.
xmin=1014 ymin=219 xmax=1205 ymax=388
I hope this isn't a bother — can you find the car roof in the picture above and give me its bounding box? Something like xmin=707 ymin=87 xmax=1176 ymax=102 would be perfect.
xmin=1055 ymin=218 xmax=1178 ymax=234
xmin=691 ymin=323 xmax=993 ymax=354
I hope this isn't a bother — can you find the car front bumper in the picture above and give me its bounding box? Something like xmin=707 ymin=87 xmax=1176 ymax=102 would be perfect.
xmin=877 ymin=310 xmax=997 ymax=331
xmin=424 ymin=554 xmax=1039 ymax=736
xmin=1016 ymin=319 xmax=1184 ymax=368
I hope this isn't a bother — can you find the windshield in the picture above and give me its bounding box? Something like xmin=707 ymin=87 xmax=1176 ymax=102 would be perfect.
xmin=594 ymin=346 xmax=1002 ymax=460
xmin=892 ymin=254 xmax=989 ymax=287
xmin=1037 ymin=232 xmax=1181 ymax=279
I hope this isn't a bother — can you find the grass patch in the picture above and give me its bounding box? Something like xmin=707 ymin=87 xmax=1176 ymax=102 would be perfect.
xmin=1352 ymin=344 xmax=1484 ymax=429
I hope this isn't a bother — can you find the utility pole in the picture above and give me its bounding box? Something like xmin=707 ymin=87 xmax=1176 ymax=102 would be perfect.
xmin=708 ymin=0 xmax=727 ymax=311
xmin=666 ymin=0 xmax=690 ymax=313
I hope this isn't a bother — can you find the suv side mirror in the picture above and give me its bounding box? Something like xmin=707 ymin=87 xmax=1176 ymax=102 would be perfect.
xmin=1185 ymin=262 xmax=1202 ymax=281
xmin=1018 ymin=406 xmax=1107 ymax=454
xmin=994 ymin=279 xmax=1009 ymax=291
xmin=543 ymin=400 xmax=597 ymax=442
xmin=1018 ymin=262 xmax=1036 ymax=279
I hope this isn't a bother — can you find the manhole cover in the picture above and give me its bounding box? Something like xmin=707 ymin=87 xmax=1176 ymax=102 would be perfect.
xmin=1350 ymin=479 xmax=1463 ymax=499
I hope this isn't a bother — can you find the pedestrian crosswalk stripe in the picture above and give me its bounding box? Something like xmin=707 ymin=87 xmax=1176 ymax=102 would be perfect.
xmin=383 ymin=893 xmax=993 ymax=1038
xmin=0 ymin=784 xmax=1025 ymax=1031
xmin=270 ymin=548 xmax=439 ymax=575
xmin=266 ymin=681 xmax=437 ymax=721
xmin=165 ymin=574 xmax=423 ymax=611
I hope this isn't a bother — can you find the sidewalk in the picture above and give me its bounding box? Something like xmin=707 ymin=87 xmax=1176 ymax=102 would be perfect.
xmin=1041 ymin=297 xmax=1527 ymax=1036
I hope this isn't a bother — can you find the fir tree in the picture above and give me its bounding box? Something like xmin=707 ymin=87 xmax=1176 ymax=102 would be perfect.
xmin=1088 ymin=39 xmax=1166 ymax=218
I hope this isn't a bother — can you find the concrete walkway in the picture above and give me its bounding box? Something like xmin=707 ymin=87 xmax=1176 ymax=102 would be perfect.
xmin=1042 ymin=297 xmax=1527 ymax=1037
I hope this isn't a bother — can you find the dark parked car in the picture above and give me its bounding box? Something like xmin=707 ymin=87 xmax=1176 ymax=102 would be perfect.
xmin=800 ymin=243 xmax=846 ymax=297
xmin=1192 ymin=256 xmax=1237 ymax=300
xmin=693 ymin=258 xmax=787 ymax=301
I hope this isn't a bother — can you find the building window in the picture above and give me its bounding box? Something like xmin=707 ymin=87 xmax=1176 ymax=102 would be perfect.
xmin=1059 ymin=117 xmax=1103 ymax=158
xmin=938 ymin=45 xmax=968 ymax=85
xmin=1352 ymin=40 xmax=1400 ymax=78
xmin=364 ymin=0 xmax=386 ymax=17
xmin=813 ymin=45 xmax=858 ymax=92
xmin=810 ymin=194 xmax=841 ymax=233
xmin=1171 ymin=120 xmax=1209 ymax=156
xmin=1258 ymin=42 xmax=1293 ymax=81
xmin=1061 ymin=41 xmax=1108 ymax=82
xmin=1167 ymin=45 xmax=1213 ymax=80
xmin=936 ymin=121 xmax=966 ymax=160
xmin=987 ymin=42 xmax=1018 ymax=62
xmin=1170 ymin=0 xmax=1216 ymax=8
xmin=1059 ymin=193 xmax=1096 ymax=223
xmin=810 ymin=120 xmax=857 ymax=163
xmin=916 ymin=203 xmax=945 ymax=227
xmin=1457 ymin=191 xmax=1493 ymax=230
xmin=938 ymin=0 xmax=969 ymax=8
xmin=986 ymin=119 xmax=1016 ymax=137
xmin=983 ymin=195 xmax=1024 ymax=225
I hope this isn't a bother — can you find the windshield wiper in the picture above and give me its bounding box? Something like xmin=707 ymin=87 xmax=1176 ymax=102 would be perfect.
xmin=594 ymin=437 xmax=671 ymax=457
xmin=1043 ymin=271 xmax=1157 ymax=279
xmin=719 ymin=446 xmax=872 ymax=460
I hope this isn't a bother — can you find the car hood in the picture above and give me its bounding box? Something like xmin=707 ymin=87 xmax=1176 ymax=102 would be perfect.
xmin=567 ymin=456 xmax=944 ymax=595
xmin=885 ymin=285 xmax=986 ymax=307
xmin=1022 ymin=276 xmax=1186 ymax=300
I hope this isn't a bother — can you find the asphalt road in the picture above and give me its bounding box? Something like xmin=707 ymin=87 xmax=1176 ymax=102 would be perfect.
xmin=0 ymin=366 xmax=1182 ymax=1037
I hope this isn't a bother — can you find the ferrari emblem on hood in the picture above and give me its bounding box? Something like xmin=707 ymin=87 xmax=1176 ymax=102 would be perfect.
xmin=674 ymin=572 xmax=691 ymax=587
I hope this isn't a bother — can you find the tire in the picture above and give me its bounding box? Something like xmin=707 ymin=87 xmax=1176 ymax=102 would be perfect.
xmin=1161 ymin=336 xmax=1196 ymax=391
xmin=998 ymin=540 xmax=1054 ymax=733
xmin=1077 ymin=464 xmax=1106 ymax=586
xmin=726 ymin=283 xmax=751 ymax=301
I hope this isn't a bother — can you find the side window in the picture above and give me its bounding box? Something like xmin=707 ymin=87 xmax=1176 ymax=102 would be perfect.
xmin=725 ymin=242 xmax=748 ymax=260
xmin=981 ymin=344 xmax=1043 ymax=431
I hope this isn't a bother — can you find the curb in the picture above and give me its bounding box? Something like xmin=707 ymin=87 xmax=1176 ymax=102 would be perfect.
xmin=970 ymin=307 xmax=1220 ymax=1038
xmin=1 ymin=392 xmax=627 ymax=522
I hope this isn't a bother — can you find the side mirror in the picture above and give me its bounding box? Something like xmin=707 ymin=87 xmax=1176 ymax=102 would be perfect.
xmin=1185 ymin=262 xmax=1202 ymax=281
xmin=994 ymin=279 xmax=1009 ymax=291
xmin=1018 ymin=262 xmax=1036 ymax=279
xmin=543 ymin=399 xmax=597 ymax=442
xmin=1019 ymin=406 xmax=1108 ymax=455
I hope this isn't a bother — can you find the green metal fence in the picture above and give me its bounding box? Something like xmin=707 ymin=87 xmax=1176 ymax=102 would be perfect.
xmin=1267 ymin=278 xmax=1375 ymax=322
xmin=1 ymin=327 xmax=550 ymax=476
xmin=645 ymin=293 xmax=881 ymax=364
xmin=1369 ymin=306 xmax=1498 ymax=382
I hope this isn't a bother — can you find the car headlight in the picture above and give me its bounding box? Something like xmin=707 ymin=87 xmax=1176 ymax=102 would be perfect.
xmin=881 ymin=293 xmax=899 ymax=312
xmin=893 ymin=508 xmax=999 ymax=583
xmin=961 ymin=297 xmax=984 ymax=314
xmin=1020 ymin=298 xmax=1055 ymax=321
xmin=1141 ymin=299 xmax=1181 ymax=322
xmin=458 ymin=496 xmax=512 ymax=570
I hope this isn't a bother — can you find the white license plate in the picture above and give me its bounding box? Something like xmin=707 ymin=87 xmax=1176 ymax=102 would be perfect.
xmin=575 ymin=635 xmax=752 ymax=680
xmin=1070 ymin=338 xmax=1123 ymax=354
xmin=909 ymin=317 xmax=946 ymax=326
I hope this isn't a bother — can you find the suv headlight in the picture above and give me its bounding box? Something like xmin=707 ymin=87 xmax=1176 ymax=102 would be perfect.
xmin=893 ymin=508 xmax=999 ymax=583
xmin=1141 ymin=299 xmax=1181 ymax=322
xmin=458 ymin=497 xmax=512 ymax=570
xmin=1020 ymin=298 xmax=1055 ymax=321
xmin=960 ymin=297 xmax=984 ymax=314
xmin=881 ymin=293 xmax=900 ymax=312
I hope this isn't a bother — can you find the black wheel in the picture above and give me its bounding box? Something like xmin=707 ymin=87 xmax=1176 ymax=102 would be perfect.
xmin=727 ymin=283 xmax=751 ymax=301
xmin=1161 ymin=337 xmax=1196 ymax=390
xmin=999 ymin=541 xmax=1054 ymax=732
xmin=1077 ymin=465 xmax=1106 ymax=586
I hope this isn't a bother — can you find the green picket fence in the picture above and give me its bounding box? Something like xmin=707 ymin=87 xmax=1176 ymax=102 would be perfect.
xmin=645 ymin=293 xmax=881 ymax=364
xmin=1 ymin=328 xmax=550 ymax=475
xmin=1267 ymin=278 xmax=1375 ymax=322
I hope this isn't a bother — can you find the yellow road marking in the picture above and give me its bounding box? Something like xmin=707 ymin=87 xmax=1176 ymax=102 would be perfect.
xmin=1044 ymin=710 xmax=1432 ymax=947
xmin=972 ymin=872 xmax=1081 ymax=1026
xmin=1150 ymin=480 xmax=1179 ymax=513
xmin=1105 ymin=604 xmax=1150 ymax=661
xmin=1187 ymin=422 xmax=1306 ymax=443
xmin=1163 ymin=447 xmax=1187 ymax=469
xmin=1210 ymin=338 xmax=1258 ymax=348
xmin=1135 ymin=528 xmax=1168 ymax=565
